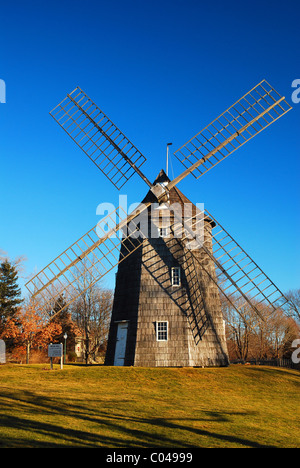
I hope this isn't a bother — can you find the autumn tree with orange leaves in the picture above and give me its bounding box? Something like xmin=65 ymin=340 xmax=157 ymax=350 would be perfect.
xmin=0 ymin=303 xmax=63 ymax=363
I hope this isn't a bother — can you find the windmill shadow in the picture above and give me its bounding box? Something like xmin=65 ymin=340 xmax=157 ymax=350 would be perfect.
xmin=142 ymin=230 xmax=210 ymax=345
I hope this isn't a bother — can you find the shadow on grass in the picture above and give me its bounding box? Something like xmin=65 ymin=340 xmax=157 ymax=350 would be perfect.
xmin=0 ymin=388 xmax=276 ymax=448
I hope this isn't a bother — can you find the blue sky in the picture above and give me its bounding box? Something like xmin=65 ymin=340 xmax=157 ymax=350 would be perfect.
xmin=0 ymin=0 xmax=299 ymax=296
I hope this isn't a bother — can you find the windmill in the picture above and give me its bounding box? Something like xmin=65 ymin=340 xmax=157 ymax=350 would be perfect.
xmin=25 ymin=80 xmax=292 ymax=367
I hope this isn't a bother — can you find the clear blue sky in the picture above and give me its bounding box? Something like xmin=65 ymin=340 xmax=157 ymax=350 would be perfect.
xmin=0 ymin=0 xmax=299 ymax=296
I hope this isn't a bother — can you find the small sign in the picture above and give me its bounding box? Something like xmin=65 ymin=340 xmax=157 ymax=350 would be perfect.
xmin=48 ymin=343 xmax=63 ymax=358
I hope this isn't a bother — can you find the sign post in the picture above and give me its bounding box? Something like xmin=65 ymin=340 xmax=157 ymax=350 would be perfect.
xmin=48 ymin=343 xmax=63 ymax=370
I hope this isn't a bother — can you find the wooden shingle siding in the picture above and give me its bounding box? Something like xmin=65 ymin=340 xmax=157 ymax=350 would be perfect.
xmin=105 ymin=170 xmax=229 ymax=367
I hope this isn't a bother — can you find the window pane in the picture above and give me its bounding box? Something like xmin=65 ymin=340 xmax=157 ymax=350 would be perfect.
xmin=171 ymin=267 xmax=181 ymax=286
xmin=159 ymin=227 xmax=168 ymax=238
xmin=157 ymin=321 xmax=168 ymax=341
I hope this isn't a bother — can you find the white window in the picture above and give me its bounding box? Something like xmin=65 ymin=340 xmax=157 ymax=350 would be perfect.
xmin=171 ymin=267 xmax=181 ymax=286
xmin=156 ymin=321 xmax=168 ymax=341
xmin=159 ymin=227 xmax=168 ymax=238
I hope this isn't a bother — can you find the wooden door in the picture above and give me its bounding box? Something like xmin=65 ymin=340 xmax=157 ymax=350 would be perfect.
xmin=114 ymin=322 xmax=128 ymax=366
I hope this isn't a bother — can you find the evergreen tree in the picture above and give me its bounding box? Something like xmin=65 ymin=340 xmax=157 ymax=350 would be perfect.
xmin=0 ymin=260 xmax=23 ymax=322
xmin=51 ymin=293 xmax=67 ymax=319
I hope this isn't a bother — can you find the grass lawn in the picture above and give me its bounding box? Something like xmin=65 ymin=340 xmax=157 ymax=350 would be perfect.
xmin=0 ymin=364 xmax=299 ymax=448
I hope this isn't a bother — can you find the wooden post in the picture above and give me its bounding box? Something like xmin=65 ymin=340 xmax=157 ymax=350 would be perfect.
xmin=60 ymin=343 xmax=63 ymax=370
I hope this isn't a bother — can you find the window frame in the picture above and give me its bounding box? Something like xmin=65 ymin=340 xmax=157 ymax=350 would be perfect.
xmin=159 ymin=227 xmax=168 ymax=238
xmin=171 ymin=266 xmax=181 ymax=286
xmin=156 ymin=321 xmax=168 ymax=341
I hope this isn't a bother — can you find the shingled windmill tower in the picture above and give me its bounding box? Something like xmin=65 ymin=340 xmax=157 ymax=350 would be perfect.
xmin=25 ymin=80 xmax=292 ymax=367
xmin=105 ymin=169 xmax=228 ymax=366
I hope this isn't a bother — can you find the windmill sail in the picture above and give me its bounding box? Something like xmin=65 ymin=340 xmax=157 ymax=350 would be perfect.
xmin=171 ymin=205 xmax=289 ymax=320
xmin=204 ymin=209 xmax=289 ymax=316
xmin=172 ymin=80 xmax=292 ymax=185
xmin=25 ymin=204 xmax=150 ymax=318
xmin=50 ymin=87 xmax=151 ymax=189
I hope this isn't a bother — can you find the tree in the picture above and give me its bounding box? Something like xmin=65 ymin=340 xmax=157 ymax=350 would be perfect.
xmin=0 ymin=249 xmax=7 ymax=262
xmin=33 ymin=320 xmax=63 ymax=353
xmin=50 ymin=294 xmax=81 ymax=358
xmin=0 ymin=260 xmax=23 ymax=325
xmin=0 ymin=301 xmax=63 ymax=363
xmin=17 ymin=303 xmax=45 ymax=364
xmin=222 ymin=290 xmax=300 ymax=362
xmin=69 ymin=262 xmax=113 ymax=364
xmin=285 ymin=289 xmax=300 ymax=322
xmin=223 ymin=299 xmax=254 ymax=361
xmin=266 ymin=309 xmax=299 ymax=359
xmin=71 ymin=286 xmax=113 ymax=364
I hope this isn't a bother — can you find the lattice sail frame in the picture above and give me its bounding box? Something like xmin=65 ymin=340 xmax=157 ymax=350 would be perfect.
xmin=173 ymin=80 xmax=292 ymax=180
xmin=27 ymin=203 xmax=150 ymax=318
xmin=171 ymin=206 xmax=289 ymax=320
xmin=50 ymin=87 xmax=148 ymax=189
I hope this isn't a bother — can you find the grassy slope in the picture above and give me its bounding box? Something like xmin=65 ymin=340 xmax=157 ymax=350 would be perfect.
xmin=0 ymin=364 xmax=299 ymax=448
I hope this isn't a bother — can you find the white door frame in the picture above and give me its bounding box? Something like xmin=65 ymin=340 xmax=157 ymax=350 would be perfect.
xmin=114 ymin=321 xmax=129 ymax=366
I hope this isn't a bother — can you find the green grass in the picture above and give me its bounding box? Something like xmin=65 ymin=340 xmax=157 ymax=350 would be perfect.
xmin=0 ymin=364 xmax=299 ymax=448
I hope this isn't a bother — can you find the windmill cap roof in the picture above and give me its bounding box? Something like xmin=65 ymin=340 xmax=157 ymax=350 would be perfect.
xmin=141 ymin=169 xmax=216 ymax=228
xmin=152 ymin=169 xmax=170 ymax=185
